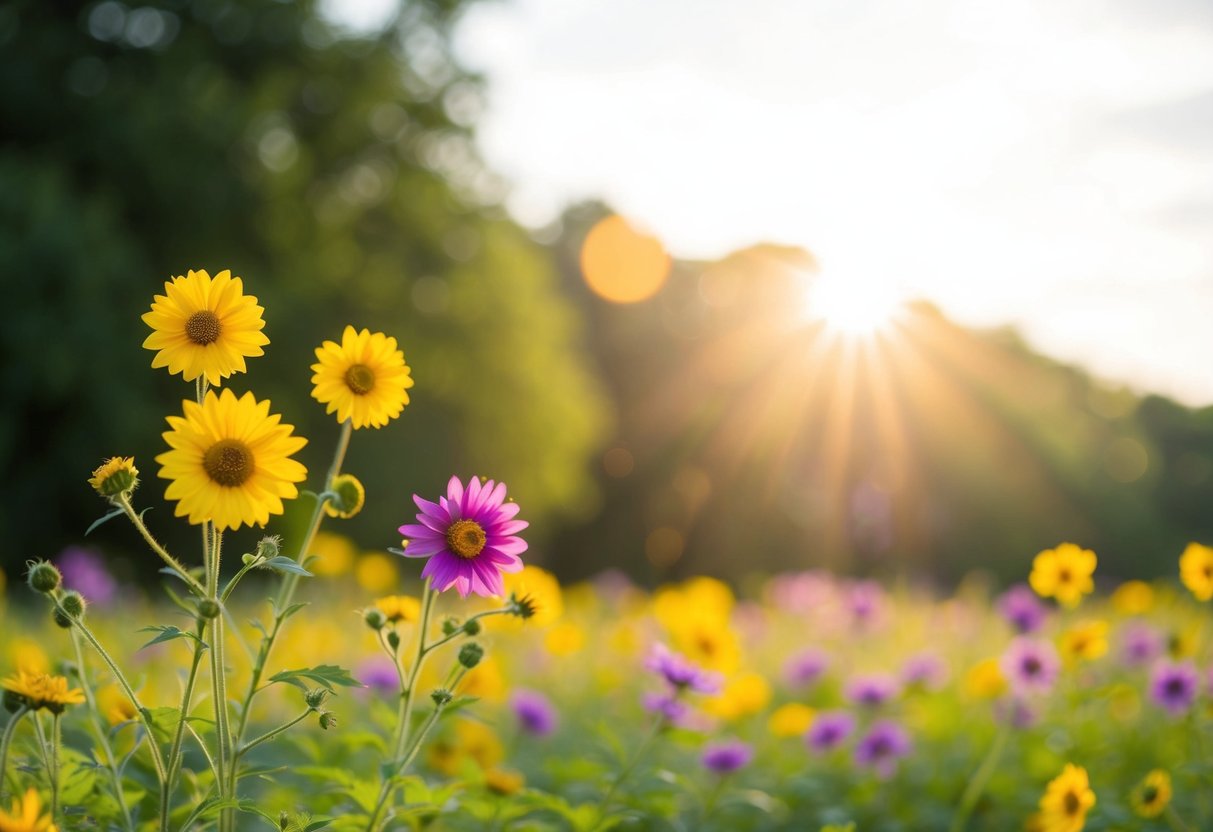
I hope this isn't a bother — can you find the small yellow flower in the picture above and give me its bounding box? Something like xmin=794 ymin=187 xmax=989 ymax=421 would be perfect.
xmin=354 ymin=553 xmax=399 ymax=594
xmin=311 ymin=326 xmax=414 ymax=429
xmin=1109 ymin=580 xmax=1153 ymax=616
xmin=543 ymin=622 xmax=585 ymax=657
xmin=88 ymin=457 xmax=139 ymax=498
xmin=375 ymin=595 xmax=421 ymax=624
xmin=324 ymin=473 xmax=366 ymax=519
xmin=1130 ymin=769 xmax=1171 ymax=818
xmin=96 ymin=684 xmax=138 ymax=726
xmin=963 ymin=658 xmax=1007 ymax=700
xmin=768 ymin=703 xmax=815 ymax=737
xmin=7 ymin=639 xmax=49 ymax=675
xmin=156 ymin=389 xmax=307 ymax=531
xmin=502 ymin=566 xmax=563 ymax=628
xmin=1058 ymin=621 xmax=1109 ymax=666
xmin=484 ymin=768 xmax=525 ymax=796
xmin=1179 ymin=542 xmax=1213 ymax=602
xmin=308 ymin=532 xmax=357 ymax=577
xmin=461 ymin=657 xmax=507 ymax=702
xmin=1038 ymin=764 xmax=1095 ymax=832
xmin=706 ymin=672 xmax=771 ymax=720
xmin=141 ymin=268 xmax=269 ymax=385
xmin=1 ymin=669 xmax=85 ymax=714
xmin=1029 ymin=543 xmax=1097 ymax=608
xmin=426 ymin=719 xmax=503 ymax=776
xmin=0 ymin=788 xmax=58 ymax=832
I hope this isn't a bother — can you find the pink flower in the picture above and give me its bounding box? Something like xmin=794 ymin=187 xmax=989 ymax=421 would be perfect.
xmin=397 ymin=476 xmax=527 ymax=597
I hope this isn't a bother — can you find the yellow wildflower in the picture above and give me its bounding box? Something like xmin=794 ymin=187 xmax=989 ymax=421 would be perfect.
xmin=1029 ymin=543 xmax=1096 ymax=608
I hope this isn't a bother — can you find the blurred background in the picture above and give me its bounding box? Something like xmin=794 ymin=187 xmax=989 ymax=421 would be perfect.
xmin=3 ymin=0 xmax=1212 ymax=589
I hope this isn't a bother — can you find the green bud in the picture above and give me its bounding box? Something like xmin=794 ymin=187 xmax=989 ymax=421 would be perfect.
xmin=462 ymin=619 xmax=481 ymax=636
xmin=279 ymin=811 xmax=290 ymax=831
xmin=242 ymin=552 xmax=259 ymax=566
xmin=256 ymin=535 xmax=282 ymax=560
xmin=53 ymin=608 xmax=73 ymax=629
xmin=198 ymin=598 xmax=222 ymax=620
xmin=27 ymin=561 xmax=62 ymax=594
xmin=386 ymin=630 xmax=401 ymax=651
xmin=442 ymin=618 xmax=460 ymax=636
xmin=509 ymin=592 xmax=538 ymax=620
xmin=319 ymin=711 xmax=337 ymax=730
xmin=364 ymin=608 xmax=387 ymax=631
xmin=457 ymin=642 xmax=484 ymax=669
xmin=430 ymin=688 xmax=453 ymax=706
xmin=305 ymin=688 xmax=329 ymax=710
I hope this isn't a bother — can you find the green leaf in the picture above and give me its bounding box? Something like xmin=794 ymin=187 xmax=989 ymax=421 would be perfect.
xmin=262 ymin=556 xmax=313 ymax=577
xmin=269 ymin=664 xmax=363 ymax=692
xmin=85 ymin=507 xmax=125 ymax=536
xmin=139 ymin=625 xmax=207 ymax=651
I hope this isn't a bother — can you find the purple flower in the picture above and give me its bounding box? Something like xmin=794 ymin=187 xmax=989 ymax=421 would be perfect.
xmin=700 ymin=739 xmax=754 ymax=774
xmin=1120 ymin=623 xmax=1164 ymax=667
xmin=645 ymin=644 xmax=722 ymax=694
xmin=398 ymin=476 xmax=527 ymax=597
xmin=783 ymin=648 xmax=830 ymax=689
xmin=642 ymin=691 xmax=691 ymax=724
xmin=805 ymin=710 xmax=855 ymax=751
xmin=997 ymin=584 xmax=1047 ymax=634
xmin=994 ymin=697 xmax=1039 ymax=730
xmin=1000 ymin=638 xmax=1061 ymax=696
xmin=512 ymin=689 xmax=558 ymax=737
xmin=56 ymin=546 xmax=117 ymax=606
xmin=356 ymin=657 xmax=399 ymax=694
xmin=900 ymin=652 xmax=948 ymax=691
xmin=848 ymin=581 xmax=888 ymax=630
xmin=1150 ymin=660 xmax=1200 ymax=717
xmin=844 ymin=673 xmax=900 ymax=708
xmin=854 ymin=720 xmax=912 ymax=779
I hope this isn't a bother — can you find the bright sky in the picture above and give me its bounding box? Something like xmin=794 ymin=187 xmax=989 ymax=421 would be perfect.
xmin=330 ymin=0 xmax=1213 ymax=404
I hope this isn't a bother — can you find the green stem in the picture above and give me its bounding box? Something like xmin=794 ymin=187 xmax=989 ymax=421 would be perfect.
xmin=1166 ymin=805 xmax=1196 ymax=832
xmin=160 ymin=619 xmax=207 ymax=832
xmin=32 ymin=715 xmax=58 ymax=822
xmin=208 ymin=527 xmax=236 ymax=832
xmin=117 ymin=494 xmax=206 ymax=597
xmin=237 ymin=710 xmax=311 ymax=758
xmin=0 ymin=706 xmax=30 ymax=800
xmin=69 ymin=629 xmax=134 ymax=831
xmin=598 ymin=714 xmax=665 ymax=817
xmin=949 ymin=721 xmax=1011 ymax=832
xmin=58 ymin=602 xmax=167 ymax=784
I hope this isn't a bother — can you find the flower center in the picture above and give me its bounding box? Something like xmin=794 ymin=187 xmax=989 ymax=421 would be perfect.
xmin=446 ymin=519 xmax=486 ymax=559
xmin=1142 ymin=785 xmax=1158 ymax=803
xmin=1058 ymin=568 xmax=1072 ymax=583
xmin=1023 ymin=657 xmax=1041 ymax=675
xmin=203 ymin=439 xmax=254 ymax=487
xmin=1063 ymin=790 xmax=1080 ymax=815
xmin=185 ymin=310 xmax=222 ymax=345
xmin=344 ymin=363 xmax=376 ymax=395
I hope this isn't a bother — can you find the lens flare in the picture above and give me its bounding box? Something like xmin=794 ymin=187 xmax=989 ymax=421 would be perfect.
xmin=805 ymin=275 xmax=904 ymax=337
xmin=580 ymin=215 xmax=670 ymax=304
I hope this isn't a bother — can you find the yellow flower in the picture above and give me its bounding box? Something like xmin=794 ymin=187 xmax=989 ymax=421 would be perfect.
xmin=375 ymin=595 xmax=421 ymax=624
xmin=768 ymin=703 xmax=815 ymax=737
xmin=1038 ymin=764 xmax=1095 ymax=832
xmin=88 ymin=457 xmax=138 ymax=498
xmin=311 ymin=326 xmax=413 ymax=429
xmin=95 ymin=684 xmax=137 ymax=726
xmin=543 ymin=622 xmax=585 ymax=657
xmin=308 ymin=532 xmax=357 ymax=577
xmin=1 ymin=669 xmax=85 ymax=714
xmin=141 ymin=268 xmax=269 ymax=384
xmin=502 ymin=566 xmax=563 ymax=628
xmin=323 ymin=473 xmax=366 ymax=519
xmin=8 ymin=639 xmax=49 ymax=675
xmin=426 ymin=719 xmax=503 ymax=776
xmin=653 ymin=577 xmax=734 ymax=627
xmin=484 ymin=768 xmax=525 ymax=796
xmin=156 ymin=389 xmax=307 ymax=531
xmin=0 ymin=788 xmax=58 ymax=832
xmin=706 ymin=672 xmax=771 ymax=720
xmin=354 ymin=553 xmax=399 ymax=594
xmin=1167 ymin=625 xmax=1201 ymax=659
xmin=461 ymin=657 xmax=507 ymax=702
xmin=963 ymin=658 xmax=1007 ymax=700
xmin=1109 ymin=580 xmax=1153 ymax=616
xmin=1130 ymin=769 xmax=1171 ymax=818
xmin=1029 ymin=543 xmax=1096 ymax=608
xmin=1058 ymin=621 xmax=1108 ymax=666
xmin=1179 ymin=542 xmax=1213 ymax=602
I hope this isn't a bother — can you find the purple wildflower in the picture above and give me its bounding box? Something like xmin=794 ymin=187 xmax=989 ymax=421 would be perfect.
xmin=642 ymin=691 xmax=691 ymax=725
xmin=845 ymin=673 xmax=900 ymax=708
xmin=398 ymin=476 xmax=527 ymax=598
xmin=1120 ymin=623 xmax=1164 ymax=667
xmin=854 ymin=720 xmax=912 ymax=779
xmin=56 ymin=546 xmax=117 ymax=606
xmin=1000 ymin=638 xmax=1061 ymax=696
xmin=997 ymin=584 xmax=1047 ymax=634
xmin=848 ymin=581 xmax=888 ymax=630
xmin=900 ymin=652 xmax=948 ymax=691
xmin=805 ymin=710 xmax=855 ymax=751
xmin=783 ymin=648 xmax=831 ymax=689
xmin=701 ymin=739 xmax=754 ymax=774
xmin=511 ymin=689 xmax=558 ymax=737
xmin=1150 ymin=660 xmax=1200 ymax=717
xmin=356 ymin=657 xmax=399 ymax=694
xmin=645 ymin=644 xmax=722 ymax=694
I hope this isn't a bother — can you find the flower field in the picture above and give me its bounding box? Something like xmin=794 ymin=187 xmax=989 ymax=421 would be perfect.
xmin=2 ymin=270 xmax=1212 ymax=832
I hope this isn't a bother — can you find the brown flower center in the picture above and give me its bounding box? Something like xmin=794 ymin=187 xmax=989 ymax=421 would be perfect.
xmin=1058 ymin=568 xmax=1072 ymax=584
xmin=185 ymin=310 xmax=222 ymax=345
xmin=203 ymin=439 xmax=254 ymax=487
xmin=1063 ymin=790 xmax=1080 ymax=815
xmin=344 ymin=363 xmax=376 ymax=395
xmin=446 ymin=519 xmax=487 ymax=559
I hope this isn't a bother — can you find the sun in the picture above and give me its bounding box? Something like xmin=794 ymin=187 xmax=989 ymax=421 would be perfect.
xmin=805 ymin=274 xmax=904 ymax=337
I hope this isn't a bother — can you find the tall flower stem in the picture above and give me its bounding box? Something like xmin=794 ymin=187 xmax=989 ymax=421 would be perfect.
xmin=598 ymin=714 xmax=666 ymax=817
xmin=68 ymin=629 xmax=135 ymax=832
xmin=0 ymin=705 xmax=29 ymax=799
xmin=160 ymin=619 xmax=207 ymax=832
xmin=117 ymin=493 xmax=206 ymax=597
xmin=31 ymin=714 xmax=59 ymax=822
xmin=237 ymin=710 xmax=311 ymax=758
xmin=207 ymin=526 xmax=237 ymax=832
xmin=949 ymin=721 xmax=1011 ymax=832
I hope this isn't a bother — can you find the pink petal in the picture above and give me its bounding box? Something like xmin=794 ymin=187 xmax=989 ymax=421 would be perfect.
xmin=487 ymin=519 xmax=528 ymax=536
xmin=401 ymin=538 xmax=447 ymax=557
xmin=446 ymin=475 xmax=464 ymax=506
xmin=398 ymin=523 xmax=443 ymax=539
xmin=483 ymin=548 xmax=523 ymax=572
xmin=439 ymin=496 xmax=461 ymax=521
xmin=463 ymin=476 xmax=482 ymax=515
xmin=486 ymin=536 xmax=527 ymax=556
xmin=413 ymin=495 xmax=448 ymax=520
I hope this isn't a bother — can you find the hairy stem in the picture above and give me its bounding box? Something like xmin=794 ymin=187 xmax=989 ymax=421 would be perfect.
xmin=0 ymin=706 xmax=30 ymax=800
xmin=237 ymin=710 xmax=311 ymax=758
xmin=68 ymin=629 xmax=134 ymax=831
xmin=117 ymin=493 xmax=206 ymax=597
xmin=160 ymin=619 xmax=207 ymax=832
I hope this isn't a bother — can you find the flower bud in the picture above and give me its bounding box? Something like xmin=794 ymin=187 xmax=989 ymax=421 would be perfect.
xmin=386 ymin=630 xmax=401 ymax=651
xmin=324 ymin=474 xmax=366 ymax=520
xmin=458 ymin=642 xmax=484 ymax=669
xmin=319 ymin=711 xmax=337 ymax=730
xmin=305 ymin=688 xmax=330 ymax=710
xmin=463 ymin=619 xmax=481 ymax=636
xmin=56 ymin=591 xmax=87 ymax=627
xmin=27 ymin=561 xmax=62 ymax=594
xmin=364 ymin=608 xmax=387 ymax=631
xmin=198 ymin=598 xmax=221 ymax=620
xmin=430 ymin=688 xmax=453 ymax=706
xmin=88 ymin=457 xmax=139 ymax=499
xmin=509 ymin=593 xmax=538 ymax=620
xmin=256 ymin=535 xmax=282 ymax=560
xmin=279 ymin=811 xmax=290 ymax=831
xmin=442 ymin=618 xmax=460 ymax=636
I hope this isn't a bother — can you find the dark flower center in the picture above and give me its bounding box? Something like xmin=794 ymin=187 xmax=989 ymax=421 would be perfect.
xmin=203 ymin=439 xmax=254 ymax=487
xmin=1063 ymin=791 xmax=1080 ymax=815
xmin=344 ymin=363 xmax=376 ymax=395
xmin=185 ymin=310 xmax=222 ymax=345
xmin=1023 ymin=657 xmax=1041 ymax=676
xmin=1142 ymin=785 xmax=1158 ymax=804
xmin=1164 ymin=677 xmax=1186 ymax=696
xmin=446 ymin=519 xmax=486 ymax=559
xmin=1058 ymin=568 xmax=1072 ymax=583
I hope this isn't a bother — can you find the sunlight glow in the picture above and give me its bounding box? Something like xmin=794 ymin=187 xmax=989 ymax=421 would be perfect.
xmin=806 ymin=276 xmax=904 ymax=338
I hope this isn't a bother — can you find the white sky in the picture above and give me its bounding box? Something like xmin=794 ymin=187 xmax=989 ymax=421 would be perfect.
xmin=329 ymin=0 xmax=1213 ymax=404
